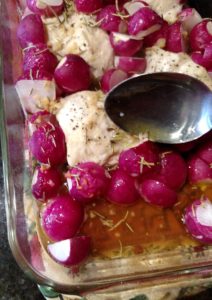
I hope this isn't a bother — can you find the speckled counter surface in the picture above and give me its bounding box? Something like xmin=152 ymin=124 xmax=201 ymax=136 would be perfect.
xmin=0 ymin=144 xmax=44 ymax=300
xmin=0 ymin=142 xmax=212 ymax=300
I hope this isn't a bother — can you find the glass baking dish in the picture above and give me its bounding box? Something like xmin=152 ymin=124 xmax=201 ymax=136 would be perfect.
xmin=1 ymin=0 xmax=212 ymax=298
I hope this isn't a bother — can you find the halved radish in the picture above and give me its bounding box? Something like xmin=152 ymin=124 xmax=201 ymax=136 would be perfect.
xmin=166 ymin=22 xmax=188 ymax=53
xmin=114 ymin=56 xmax=146 ymax=73
xmin=100 ymin=68 xmax=128 ymax=93
xmin=124 ymin=0 xmax=148 ymax=16
xmin=109 ymin=32 xmax=143 ymax=56
xmin=26 ymin=0 xmax=64 ymax=17
xmin=187 ymin=154 xmax=212 ymax=184
xmin=144 ymin=21 xmax=168 ymax=48
xmin=47 ymin=236 xmax=91 ymax=266
xmin=128 ymin=7 xmax=163 ymax=39
xmin=178 ymin=8 xmax=202 ymax=33
xmin=15 ymin=79 xmax=56 ymax=115
xmin=183 ymin=198 xmax=212 ymax=243
xmin=190 ymin=20 xmax=212 ymax=51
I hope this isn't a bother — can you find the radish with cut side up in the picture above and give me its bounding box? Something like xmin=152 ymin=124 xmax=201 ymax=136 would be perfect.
xmin=183 ymin=198 xmax=212 ymax=243
xmin=100 ymin=68 xmax=128 ymax=93
xmin=109 ymin=32 xmax=143 ymax=56
xmin=17 ymin=14 xmax=46 ymax=48
xmin=114 ymin=56 xmax=146 ymax=73
xmin=48 ymin=236 xmax=91 ymax=266
xmin=178 ymin=8 xmax=202 ymax=33
xmin=27 ymin=0 xmax=64 ymax=16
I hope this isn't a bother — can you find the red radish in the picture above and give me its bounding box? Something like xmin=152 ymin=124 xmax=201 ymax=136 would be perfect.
xmin=27 ymin=111 xmax=57 ymax=135
xmin=15 ymin=79 xmax=56 ymax=114
xmin=203 ymin=43 xmax=212 ymax=60
xmin=47 ymin=236 xmax=91 ymax=266
xmin=178 ymin=8 xmax=202 ymax=33
xmin=23 ymin=44 xmax=58 ymax=74
xmin=74 ymin=0 xmax=103 ymax=13
xmin=144 ymin=22 xmax=168 ymax=48
xmin=107 ymin=169 xmax=139 ymax=204
xmin=66 ymin=162 xmax=109 ymax=204
xmin=128 ymin=7 xmax=163 ymax=38
xmin=190 ymin=20 xmax=212 ymax=51
xmin=54 ymin=54 xmax=91 ymax=93
xmin=29 ymin=122 xmax=66 ymax=166
xmin=109 ymin=32 xmax=143 ymax=56
xmin=41 ymin=195 xmax=84 ymax=241
xmin=183 ymin=198 xmax=212 ymax=243
xmin=196 ymin=141 xmax=212 ymax=165
xmin=26 ymin=0 xmax=64 ymax=17
xmin=187 ymin=154 xmax=212 ymax=184
xmin=18 ymin=69 xmax=53 ymax=81
xmin=100 ymin=68 xmax=128 ymax=93
xmin=114 ymin=56 xmax=146 ymax=73
xmin=158 ymin=151 xmax=187 ymax=191
xmin=138 ymin=179 xmax=178 ymax=208
xmin=96 ymin=5 xmax=127 ymax=33
xmin=17 ymin=14 xmax=45 ymax=49
xmin=32 ymin=166 xmax=62 ymax=201
xmin=124 ymin=0 xmax=148 ymax=16
xmin=166 ymin=22 xmax=187 ymax=53
xmin=191 ymin=51 xmax=211 ymax=70
xmin=118 ymin=141 xmax=160 ymax=177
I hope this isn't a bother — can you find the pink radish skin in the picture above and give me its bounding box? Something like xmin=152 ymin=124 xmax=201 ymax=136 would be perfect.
xmin=109 ymin=32 xmax=143 ymax=56
xmin=74 ymin=0 xmax=103 ymax=13
xmin=158 ymin=151 xmax=187 ymax=191
xmin=183 ymin=199 xmax=212 ymax=243
xmin=178 ymin=8 xmax=202 ymax=33
xmin=138 ymin=179 xmax=178 ymax=208
xmin=128 ymin=7 xmax=163 ymax=37
xmin=32 ymin=166 xmax=62 ymax=201
xmin=66 ymin=162 xmax=109 ymax=204
xmin=54 ymin=54 xmax=91 ymax=93
xmin=114 ymin=56 xmax=147 ymax=73
xmin=47 ymin=236 xmax=91 ymax=266
xmin=190 ymin=20 xmax=212 ymax=51
xmin=29 ymin=122 xmax=66 ymax=166
xmin=166 ymin=22 xmax=187 ymax=53
xmin=118 ymin=141 xmax=160 ymax=177
xmin=23 ymin=44 xmax=58 ymax=74
xmin=144 ymin=22 xmax=168 ymax=48
xmin=100 ymin=68 xmax=128 ymax=93
xmin=196 ymin=141 xmax=212 ymax=165
xmin=187 ymin=155 xmax=212 ymax=184
xmin=41 ymin=195 xmax=84 ymax=241
xmin=96 ymin=5 xmax=127 ymax=33
xmin=17 ymin=14 xmax=46 ymax=49
xmin=191 ymin=44 xmax=212 ymax=70
xmin=26 ymin=0 xmax=64 ymax=17
xmin=107 ymin=169 xmax=139 ymax=205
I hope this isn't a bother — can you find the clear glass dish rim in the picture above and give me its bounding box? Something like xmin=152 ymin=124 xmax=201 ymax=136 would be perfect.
xmin=1 ymin=0 xmax=212 ymax=294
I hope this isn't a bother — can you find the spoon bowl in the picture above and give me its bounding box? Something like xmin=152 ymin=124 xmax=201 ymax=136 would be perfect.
xmin=105 ymin=72 xmax=212 ymax=144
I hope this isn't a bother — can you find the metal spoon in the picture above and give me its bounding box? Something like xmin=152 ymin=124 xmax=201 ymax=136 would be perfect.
xmin=105 ymin=72 xmax=212 ymax=144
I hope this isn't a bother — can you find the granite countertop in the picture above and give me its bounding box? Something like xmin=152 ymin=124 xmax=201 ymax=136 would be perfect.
xmin=0 ymin=141 xmax=212 ymax=300
xmin=0 ymin=144 xmax=44 ymax=300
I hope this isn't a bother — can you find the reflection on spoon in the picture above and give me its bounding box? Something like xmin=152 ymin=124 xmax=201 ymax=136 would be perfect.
xmin=105 ymin=72 xmax=212 ymax=144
